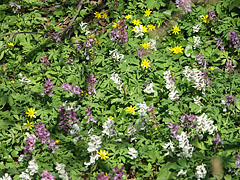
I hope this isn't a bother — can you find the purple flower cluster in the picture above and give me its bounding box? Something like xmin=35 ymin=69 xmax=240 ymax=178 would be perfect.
xmin=60 ymin=83 xmax=82 ymax=97
xmin=228 ymin=30 xmax=239 ymax=50
xmin=41 ymin=57 xmax=50 ymax=66
xmin=225 ymin=94 xmax=236 ymax=104
xmin=110 ymin=20 xmax=128 ymax=44
xmin=41 ymin=170 xmax=55 ymax=180
xmin=168 ymin=122 xmax=179 ymax=138
xmin=53 ymin=33 xmax=60 ymax=44
xmin=35 ymin=121 xmax=58 ymax=153
xmin=97 ymin=166 xmax=124 ymax=180
xmin=9 ymin=2 xmax=21 ymax=13
xmin=180 ymin=114 xmax=197 ymax=129
xmin=212 ymin=133 xmax=224 ymax=146
xmin=202 ymin=71 xmax=210 ymax=87
xmin=147 ymin=104 xmax=155 ymax=121
xmin=206 ymin=9 xmax=217 ymax=21
xmin=137 ymin=48 xmax=145 ymax=59
xmin=236 ymin=154 xmax=240 ymax=169
xmin=96 ymin=172 xmax=110 ymax=180
xmin=175 ymin=0 xmax=192 ymax=12
xmin=87 ymin=74 xmax=97 ymax=95
xmin=195 ymin=54 xmax=207 ymax=69
xmin=226 ymin=60 xmax=235 ymax=73
xmin=41 ymin=78 xmax=54 ymax=97
xmin=58 ymin=105 xmax=79 ymax=133
xmin=215 ymin=38 xmax=224 ymax=50
xmin=85 ymin=106 xmax=96 ymax=124
xmin=76 ymin=39 xmax=83 ymax=50
xmin=22 ymin=134 xmax=37 ymax=154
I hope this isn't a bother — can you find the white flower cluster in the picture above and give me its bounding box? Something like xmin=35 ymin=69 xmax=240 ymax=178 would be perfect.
xmin=162 ymin=140 xmax=175 ymax=156
xmin=56 ymin=162 xmax=69 ymax=180
xmin=84 ymin=135 xmax=101 ymax=167
xmin=193 ymin=36 xmax=201 ymax=49
xmin=176 ymin=132 xmax=194 ymax=158
xmin=0 ymin=173 xmax=12 ymax=180
xmin=196 ymin=113 xmax=217 ymax=135
xmin=149 ymin=39 xmax=157 ymax=51
xmin=110 ymin=72 xmax=123 ymax=91
xmin=69 ymin=123 xmax=83 ymax=144
xmin=177 ymin=169 xmax=187 ymax=177
xmin=143 ymin=82 xmax=155 ymax=94
xmin=195 ymin=164 xmax=207 ymax=180
xmin=19 ymin=157 xmax=38 ymax=180
xmin=163 ymin=71 xmax=179 ymax=101
xmin=109 ymin=49 xmax=124 ymax=61
xmin=18 ymin=73 xmax=31 ymax=84
xmin=132 ymin=25 xmax=144 ymax=38
xmin=102 ymin=118 xmax=117 ymax=138
xmin=127 ymin=123 xmax=137 ymax=142
xmin=79 ymin=22 xmax=91 ymax=35
xmin=183 ymin=66 xmax=207 ymax=93
xmin=193 ymin=24 xmax=201 ymax=33
xmin=128 ymin=147 xmax=138 ymax=159
xmin=137 ymin=101 xmax=148 ymax=118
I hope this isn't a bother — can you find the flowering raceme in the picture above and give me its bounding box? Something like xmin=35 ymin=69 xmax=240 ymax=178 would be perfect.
xmin=41 ymin=78 xmax=54 ymax=97
xmin=110 ymin=20 xmax=128 ymax=43
xmin=87 ymin=74 xmax=97 ymax=95
xmin=175 ymin=0 xmax=192 ymax=12
xmin=228 ymin=30 xmax=239 ymax=50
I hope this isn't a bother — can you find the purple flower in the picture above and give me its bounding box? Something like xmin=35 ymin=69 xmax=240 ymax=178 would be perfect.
xmin=175 ymin=0 xmax=192 ymax=12
xmin=225 ymin=94 xmax=236 ymax=103
xmin=41 ymin=78 xmax=54 ymax=97
xmin=180 ymin=114 xmax=197 ymax=129
xmin=212 ymin=133 xmax=224 ymax=146
xmin=228 ymin=30 xmax=239 ymax=50
xmin=112 ymin=166 xmax=124 ymax=180
xmin=236 ymin=154 xmax=240 ymax=169
xmin=226 ymin=60 xmax=235 ymax=73
xmin=195 ymin=54 xmax=207 ymax=69
xmin=137 ymin=48 xmax=145 ymax=59
xmin=76 ymin=39 xmax=83 ymax=50
xmin=35 ymin=121 xmax=58 ymax=153
xmin=202 ymin=71 xmax=210 ymax=87
xmin=53 ymin=33 xmax=60 ymax=44
xmin=168 ymin=122 xmax=179 ymax=138
xmin=60 ymin=83 xmax=82 ymax=97
xmin=41 ymin=170 xmax=55 ymax=180
xmin=110 ymin=20 xmax=128 ymax=44
xmin=206 ymin=9 xmax=217 ymax=21
xmin=23 ymin=134 xmax=37 ymax=154
xmin=40 ymin=57 xmax=50 ymax=66
xmin=9 ymin=2 xmax=21 ymax=13
xmin=85 ymin=106 xmax=96 ymax=124
xmin=87 ymin=74 xmax=97 ymax=95
xmin=59 ymin=105 xmax=79 ymax=133
xmin=215 ymin=38 xmax=224 ymax=50
xmin=96 ymin=172 xmax=111 ymax=180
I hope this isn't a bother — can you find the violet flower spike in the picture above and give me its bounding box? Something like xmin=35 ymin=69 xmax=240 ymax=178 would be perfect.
xmin=212 ymin=133 xmax=224 ymax=146
xmin=206 ymin=9 xmax=217 ymax=21
xmin=228 ymin=30 xmax=239 ymax=50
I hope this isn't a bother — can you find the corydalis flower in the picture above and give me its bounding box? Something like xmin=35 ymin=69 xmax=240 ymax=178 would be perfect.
xmin=87 ymin=74 xmax=97 ymax=95
xmin=96 ymin=172 xmax=111 ymax=180
xmin=226 ymin=60 xmax=235 ymax=73
xmin=175 ymin=0 xmax=192 ymax=12
xmin=112 ymin=166 xmax=124 ymax=180
xmin=235 ymin=154 xmax=240 ymax=169
xmin=55 ymin=163 xmax=69 ymax=180
xmin=85 ymin=106 xmax=96 ymax=124
xmin=215 ymin=38 xmax=224 ymax=50
xmin=176 ymin=131 xmax=194 ymax=158
xmin=102 ymin=118 xmax=117 ymax=138
xmin=109 ymin=49 xmax=124 ymax=61
xmin=195 ymin=164 xmax=207 ymax=180
xmin=212 ymin=133 xmax=224 ymax=146
xmin=225 ymin=94 xmax=236 ymax=104
xmin=180 ymin=114 xmax=197 ymax=130
xmin=163 ymin=71 xmax=179 ymax=101
xmin=193 ymin=36 xmax=201 ymax=49
xmin=128 ymin=147 xmax=138 ymax=159
xmin=110 ymin=20 xmax=128 ymax=43
xmin=110 ymin=72 xmax=123 ymax=91
xmin=228 ymin=30 xmax=239 ymax=50
xmin=23 ymin=133 xmax=37 ymax=154
xmin=9 ymin=2 xmax=21 ymax=13
xmin=41 ymin=170 xmax=55 ymax=180
xmin=60 ymin=83 xmax=82 ymax=97
xmin=195 ymin=54 xmax=207 ymax=69
xmin=41 ymin=78 xmax=54 ymax=97
xmin=40 ymin=57 xmax=50 ymax=66
xmin=168 ymin=121 xmax=179 ymax=138
xmin=206 ymin=9 xmax=217 ymax=21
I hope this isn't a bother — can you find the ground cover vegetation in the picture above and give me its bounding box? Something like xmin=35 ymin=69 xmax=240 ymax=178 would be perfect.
xmin=0 ymin=0 xmax=240 ymax=179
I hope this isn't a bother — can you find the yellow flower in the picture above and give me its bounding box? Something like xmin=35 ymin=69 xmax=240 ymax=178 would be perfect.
xmin=26 ymin=108 xmax=36 ymax=119
xmin=132 ymin=19 xmax=140 ymax=26
xmin=126 ymin=105 xmax=136 ymax=114
xmin=201 ymin=15 xmax=210 ymax=23
xmin=23 ymin=120 xmax=34 ymax=131
xmin=145 ymin=9 xmax=152 ymax=16
xmin=125 ymin=14 xmax=131 ymax=20
xmin=8 ymin=42 xmax=14 ymax=47
xmin=210 ymin=66 xmax=214 ymax=71
xmin=9 ymin=80 xmax=15 ymax=84
xmin=141 ymin=25 xmax=148 ymax=33
xmin=112 ymin=22 xmax=118 ymax=28
xmin=98 ymin=150 xmax=109 ymax=160
xmin=132 ymin=26 xmax=137 ymax=32
xmin=27 ymin=62 xmax=32 ymax=66
xmin=141 ymin=59 xmax=151 ymax=69
xmin=102 ymin=13 xmax=108 ymax=19
xmin=141 ymin=43 xmax=150 ymax=50
xmin=148 ymin=24 xmax=156 ymax=31
xmin=155 ymin=128 xmax=158 ymax=130
xmin=169 ymin=46 xmax=184 ymax=54
xmin=94 ymin=11 xmax=102 ymax=19
xmin=108 ymin=116 xmax=114 ymax=120
xmin=55 ymin=140 xmax=60 ymax=144
xmin=171 ymin=25 xmax=181 ymax=35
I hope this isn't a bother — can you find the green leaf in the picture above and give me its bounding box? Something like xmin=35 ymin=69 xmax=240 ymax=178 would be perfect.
xmin=184 ymin=45 xmax=192 ymax=57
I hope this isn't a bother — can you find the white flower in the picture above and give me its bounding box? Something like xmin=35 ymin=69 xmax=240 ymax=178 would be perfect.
xmin=25 ymin=158 xmax=38 ymax=176
xmin=18 ymin=73 xmax=31 ymax=84
xmin=137 ymin=101 xmax=148 ymax=117
xmin=162 ymin=140 xmax=175 ymax=156
xmin=128 ymin=147 xmax=138 ymax=159
xmin=56 ymin=162 xmax=69 ymax=180
xmin=19 ymin=172 xmax=31 ymax=180
xmin=110 ymin=72 xmax=123 ymax=91
xmin=177 ymin=169 xmax=187 ymax=177
xmin=149 ymin=39 xmax=157 ymax=51
xmin=133 ymin=25 xmax=144 ymax=38
xmin=0 ymin=173 xmax=12 ymax=180
xmin=143 ymin=82 xmax=155 ymax=94
xmin=193 ymin=36 xmax=201 ymax=49
xmin=196 ymin=113 xmax=217 ymax=135
xmin=176 ymin=132 xmax=194 ymax=158
xmin=168 ymin=89 xmax=179 ymax=101
xmin=109 ymin=49 xmax=124 ymax=61
xmin=163 ymin=71 xmax=179 ymax=101
xmin=195 ymin=164 xmax=207 ymax=180
xmin=79 ymin=22 xmax=87 ymax=32
xmin=102 ymin=119 xmax=117 ymax=138
xmin=194 ymin=96 xmax=201 ymax=106
xmin=193 ymin=24 xmax=201 ymax=33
